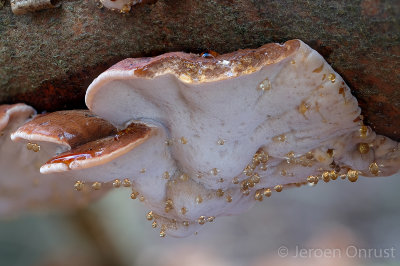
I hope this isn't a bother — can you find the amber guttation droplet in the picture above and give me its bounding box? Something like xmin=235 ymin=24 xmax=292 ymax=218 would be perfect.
xmin=183 ymin=221 xmax=189 ymax=226
xmin=180 ymin=207 xmax=187 ymax=215
xmin=258 ymin=78 xmax=271 ymax=91
xmin=113 ymin=179 xmax=121 ymax=188
xmin=130 ymin=192 xmax=138 ymax=199
xmin=358 ymin=143 xmax=370 ymax=154
xmin=322 ymin=172 xmax=330 ymax=183
xmin=274 ymin=185 xmax=283 ymax=192
xmin=226 ymin=195 xmax=232 ymax=202
xmin=146 ymin=211 xmax=154 ymax=221
xmin=328 ymin=73 xmax=336 ymax=83
xmin=196 ymin=195 xmax=203 ymax=204
xmin=359 ymin=126 xmax=368 ymax=138
xmin=163 ymin=171 xmax=170 ymax=179
xmin=74 ymin=181 xmax=84 ymax=191
xmin=180 ymin=137 xmax=188 ymax=144
xmin=122 ymin=178 xmax=131 ymax=187
xmin=152 ymin=221 xmax=157 ymax=228
xmin=298 ymin=101 xmax=310 ymax=116
xmin=263 ymin=188 xmax=272 ymax=197
xmin=216 ymin=189 xmax=224 ymax=197
xmin=347 ymin=170 xmax=359 ymax=182
xmin=180 ymin=173 xmax=189 ymax=181
xmin=27 ymin=142 xmax=40 ymax=152
xmin=369 ymin=162 xmax=379 ymax=176
xmin=198 ymin=216 xmax=206 ymax=225
xmin=92 ymin=182 xmax=102 ymax=190
xmin=217 ymin=138 xmax=225 ymax=145
xmin=160 ymin=230 xmax=166 ymax=237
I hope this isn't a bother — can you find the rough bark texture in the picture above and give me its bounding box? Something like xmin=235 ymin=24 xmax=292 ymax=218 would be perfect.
xmin=0 ymin=0 xmax=399 ymax=140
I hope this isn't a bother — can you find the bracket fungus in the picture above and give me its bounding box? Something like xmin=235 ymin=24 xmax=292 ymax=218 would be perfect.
xmin=2 ymin=40 xmax=400 ymax=237
xmin=0 ymin=105 xmax=110 ymax=216
xmin=98 ymin=0 xmax=157 ymax=13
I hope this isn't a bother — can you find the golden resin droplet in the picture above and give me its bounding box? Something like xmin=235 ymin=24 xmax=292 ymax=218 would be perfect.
xmin=180 ymin=137 xmax=188 ymax=144
xmin=359 ymin=126 xmax=368 ymax=138
xmin=347 ymin=169 xmax=359 ymax=182
xmin=329 ymin=171 xmax=338 ymax=180
xmin=27 ymin=142 xmax=40 ymax=152
xmin=291 ymin=60 xmax=296 ymax=64
xmin=196 ymin=195 xmax=203 ymax=204
xmin=226 ymin=195 xmax=232 ymax=202
xmin=120 ymin=4 xmax=130 ymax=13
xmin=272 ymin=134 xmax=286 ymax=142
xmin=232 ymin=177 xmax=239 ymax=184
xmin=307 ymin=175 xmax=316 ymax=184
xmin=211 ymin=168 xmax=219 ymax=176
xmin=152 ymin=221 xmax=157 ymax=228
xmin=113 ymin=179 xmax=121 ymax=188
xmin=298 ymin=101 xmax=310 ymax=116
xmin=122 ymin=178 xmax=131 ymax=187
xmin=130 ymin=192 xmax=138 ymax=199
xmin=165 ymin=199 xmax=174 ymax=212
xmin=160 ymin=230 xmax=166 ymax=237
xmin=207 ymin=216 xmax=215 ymax=222
xmin=140 ymin=168 xmax=146 ymax=173
xmin=183 ymin=221 xmax=189 ymax=226
xmin=358 ymin=143 xmax=370 ymax=154
xmin=74 ymin=181 xmax=84 ymax=191
xmin=258 ymin=77 xmax=271 ymax=91
xmin=322 ymin=172 xmax=330 ymax=183
xmin=217 ymin=138 xmax=225 ymax=145
xmin=263 ymin=188 xmax=272 ymax=197
xmin=328 ymin=73 xmax=336 ymax=83
xmin=254 ymin=191 xmax=263 ymax=201
xmin=92 ymin=182 xmax=102 ymax=190
xmin=180 ymin=207 xmax=187 ymax=215
xmin=146 ymin=211 xmax=154 ymax=221
xmin=180 ymin=173 xmax=189 ymax=181
xmin=369 ymin=162 xmax=379 ymax=176
xmin=139 ymin=195 xmax=145 ymax=202
xmin=274 ymin=185 xmax=283 ymax=192
xmin=216 ymin=189 xmax=224 ymax=197
xmin=198 ymin=216 xmax=206 ymax=225
xmin=163 ymin=171 xmax=170 ymax=179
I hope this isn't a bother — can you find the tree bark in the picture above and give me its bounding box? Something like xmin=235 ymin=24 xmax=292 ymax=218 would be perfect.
xmin=0 ymin=0 xmax=399 ymax=140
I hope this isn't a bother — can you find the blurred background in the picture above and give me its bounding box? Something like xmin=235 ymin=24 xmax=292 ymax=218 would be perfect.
xmin=0 ymin=172 xmax=399 ymax=266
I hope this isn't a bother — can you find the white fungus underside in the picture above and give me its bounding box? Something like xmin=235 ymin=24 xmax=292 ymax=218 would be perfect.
xmin=7 ymin=41 xmax=399 ymax=237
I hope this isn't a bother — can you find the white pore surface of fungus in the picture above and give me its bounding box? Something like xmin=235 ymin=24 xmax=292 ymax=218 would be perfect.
xmin=6 ymin=40 xmax=400 ymax=237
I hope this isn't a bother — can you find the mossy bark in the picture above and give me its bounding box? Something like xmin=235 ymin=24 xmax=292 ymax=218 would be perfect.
xmin=0 ymin=0 xmax=399 ymax=140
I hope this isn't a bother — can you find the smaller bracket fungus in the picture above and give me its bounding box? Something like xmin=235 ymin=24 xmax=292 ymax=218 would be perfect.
xmin=11 ymin=0 xmax=61 ymax=15
xmin=99 ymin=0 xmax=157 ymax=13
xmin=0 ymin=106 xmax=109 ymax=216
xmin=6 ymin=40 xmax=400 ymax=237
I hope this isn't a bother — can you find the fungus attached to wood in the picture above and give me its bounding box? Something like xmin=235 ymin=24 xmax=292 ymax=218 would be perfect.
xmin=5 ymin=40 xmax=400 ymax=237
xmin=0 ymin=106 xmax=109 ymax=216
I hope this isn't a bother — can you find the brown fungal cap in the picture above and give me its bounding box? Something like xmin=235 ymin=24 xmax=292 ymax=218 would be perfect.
xmin=0 ymin=104 xmax=35 ymax=131
xmin=41 ymin=122 xmax=153 ymax=172
xmin=99 ymin=40 xmax=300 ymax=85
xmin=11 ymin=110 xmax=117 ymax=149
